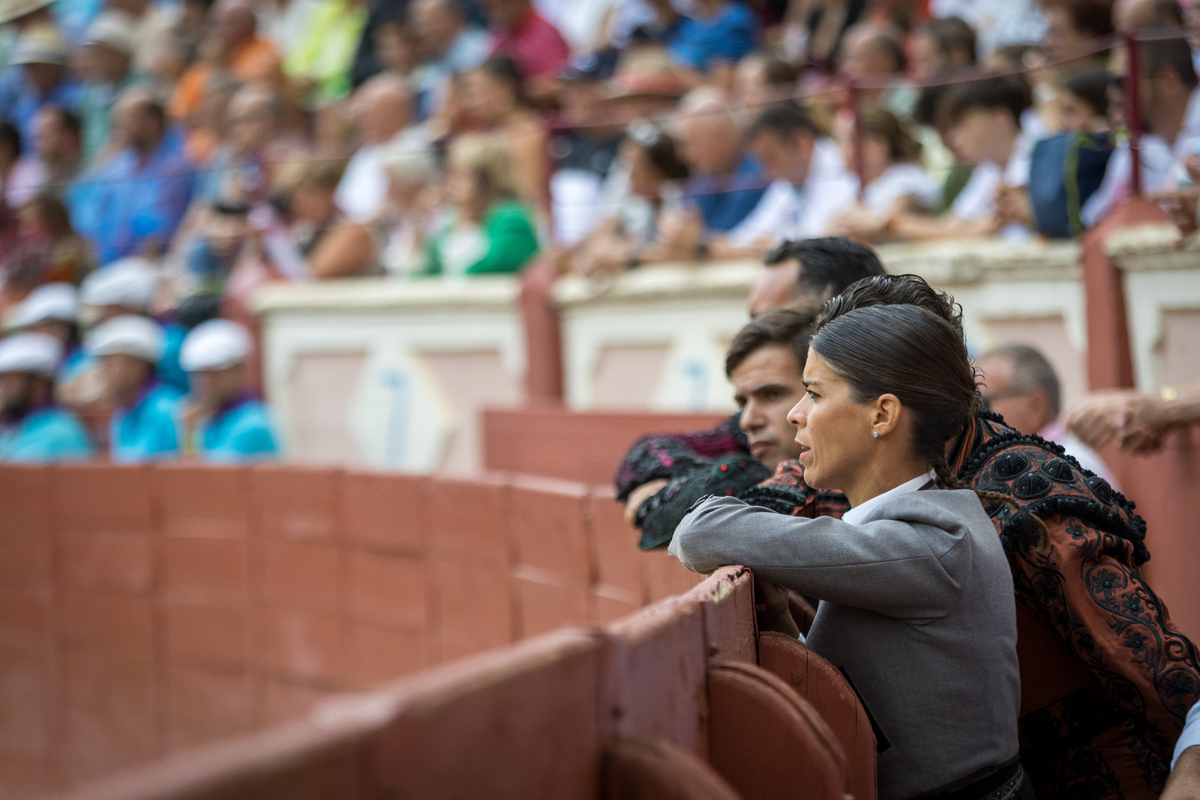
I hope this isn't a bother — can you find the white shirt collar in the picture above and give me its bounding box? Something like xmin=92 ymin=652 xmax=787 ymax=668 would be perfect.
xmin=842 ymin=468 xmax=937 ymax=525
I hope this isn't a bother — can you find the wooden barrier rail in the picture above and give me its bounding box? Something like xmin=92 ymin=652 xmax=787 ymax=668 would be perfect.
xmin=40 ymin=567 xmax=877 ymax=800
xmin=0 ymin=463 xmax=708 ymax=797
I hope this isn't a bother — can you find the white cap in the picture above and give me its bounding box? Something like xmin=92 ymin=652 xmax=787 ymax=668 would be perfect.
xmin=85 ymin=315 xmax=164 ymax=363
xmin=80 ymin=258 xmax=159 ymax=311
xmin=84 ymin=11 xmax=138 ymax=55
xmin=10 ymin=24 xmax=66 ymax=65
xmin=180 ymin=319 xmax=252 ymax=372
xmin=0 ymin=333 xmax=63 ymax=378
xmin=7 ymin=283 xmax=79 ymax=330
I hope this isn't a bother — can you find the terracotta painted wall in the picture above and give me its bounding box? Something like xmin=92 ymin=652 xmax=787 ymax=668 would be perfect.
xmin=0 ymin=464 xmax=703 ymax=799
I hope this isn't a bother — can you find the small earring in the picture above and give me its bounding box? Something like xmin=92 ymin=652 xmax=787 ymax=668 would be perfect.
xmin=872 ymin=431 xmax=879 ymax=439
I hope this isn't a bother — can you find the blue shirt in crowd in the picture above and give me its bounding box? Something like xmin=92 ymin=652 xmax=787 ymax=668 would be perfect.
xmin=0 ymin=406 xmax=93 ymax=463
xmin=195 ymin=397 xmax=279 ymax=463
xmin=668 ymin=2 xmax=757 ymax=73
xmin=111 ymin=381 xmax=184 ymax=463
xmin=7 ymin=75 xmax=82 ymax=147
xmin=685 ymin=153 xmax=769 ymax=232
xmin=70 ymin=133 xmax=194 ymax=264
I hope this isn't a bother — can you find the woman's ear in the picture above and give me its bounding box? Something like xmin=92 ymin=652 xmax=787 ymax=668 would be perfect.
xmin=872 ymin=394 xmax=903 ymax=438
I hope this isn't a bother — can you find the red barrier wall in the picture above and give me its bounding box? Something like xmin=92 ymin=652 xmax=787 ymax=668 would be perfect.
xmin=482 ymin=408 xmax=729 ymax=485
xmin=0 ymin=464 xmax=705 ymax=798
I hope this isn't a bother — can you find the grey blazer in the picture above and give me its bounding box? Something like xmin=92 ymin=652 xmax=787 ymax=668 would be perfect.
xmin=670 ymin=489 xmax=1020 ymax=800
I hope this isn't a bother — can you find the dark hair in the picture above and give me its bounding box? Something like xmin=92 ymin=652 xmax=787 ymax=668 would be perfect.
xmin=918 ymin=17 xmax=977 ymax=64
xmin=25 ymin=193 xmax=77 ymax=238
xmin=479 ymin=55 xmax=532 ymax=108
xmin=811 ymin=304 xmax=979 ymax=485
xmin=817 ymin=273 xmax=964 ymax=341
xmin=745 ymin=101 xmax=821 ymax=143
xmin=760 ymin=56 xmax=799 ymax=86
xmin=0 ymin=121 xmax=22 ymax=160
xmin=42 ymin=105 xmax=82 ymax=139
xmin=914 ymin=83 xmax=950 ymax=127
xmin=939 ymin=75 xmax=1031 ymax=128
xmin=1062 ymin=67 xmax=1111 ymax=118
xmin=1044 ymin=0 xmax=1115 ymax=39
xmin=858 ymin=107 xmax=922 ymax=161
xmin=1141 ymin=37 xmax=1199 ymax=90
xmin=764 ymin=237 xmax=886 ymax=301
xmin=725 ymin=307 xmax=816 ymax=377
xmin=872 ymin=29 xmax=908 ymax=74
xmin=628 ymin=122 xmax=690 ymax=181
xmin=985 ymin=344 xmax=1062 ymax=417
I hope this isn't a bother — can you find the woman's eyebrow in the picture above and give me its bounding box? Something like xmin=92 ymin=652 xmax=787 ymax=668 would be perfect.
xmin=802 ymin=379 xmax=822 ymax=388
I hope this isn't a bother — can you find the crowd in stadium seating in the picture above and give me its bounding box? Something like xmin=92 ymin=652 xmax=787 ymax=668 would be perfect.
xmin=0 ymin=0 xmax=1199 ymax=461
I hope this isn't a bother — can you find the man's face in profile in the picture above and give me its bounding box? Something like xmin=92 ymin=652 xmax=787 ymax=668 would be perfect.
xmin=732 ymin=344 xmax=807 ymax=470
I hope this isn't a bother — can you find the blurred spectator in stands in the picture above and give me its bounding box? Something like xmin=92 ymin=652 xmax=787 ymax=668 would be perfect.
xmin=1 ymin=194 xmax=95 ymax=300
xmin=0 ymin=333 xmax=92 ymax=461
xmin=70 ymin=89 xmax=195 ymax=264
xmin=826 ymin=107 xmax=940 ymax=240
xmin=890 ymin=76 xmax=1032 ymax=241
xmin=377 ymin=141 xmax=440 ymax=277
xmin=256 ymin=0 xmax=322 ymax=60
xmin=911 ymin=16 xmax=976 ymax=82
xmin=912 ymin=83 xmax=974 ymax=214
xmin=284 ymin=0 xmax=369 ymax=103
xmin=336 ymin=74 xmax=426 ymax=223
xmin=195 ymin=85 xmax=281 ymax=208
xmin=423 ymin=133 xmax=539 ymax=276
xmin=550 ymin=56 xmax=626 ymax=246
xmin=837 ymin=22 xmax=915 ymax=118
xmin=180 ymin=73 xmax=240 ymax=168
xmin=734 ymin=53 xmax=798 ymax=108
xmin=108 ymin=0 xmax=183 ymax=77
xmin=667 ymin=0 xmax=757 ymax=85
xmin=978 ymin=344 xmax=1117 ymax=485
xmin=1042 ymin=0 xmax=1114 ymax=62
xmin=1083 ymin=39 xmax=1199 ymax=226
xmin=76 ymin=11 xmax=142 ymax=165
xmin=0 ymin=121 xmax=43 ymax=209
xmin=5 ymin=282 xmax=87 ymax=379
xmin=409 ymin=0 xmax=490 ymax=118
xmin=669 ymin=94 xmax=767 ymax=245
xmin=1057 ymin=66 xmax=1111 ymax=133
xmin=254 ymin=160 xmax=377 ymax=280
xmin=28 ymin=106 xmax=83 ymax=197
xmin=170 ymin=0 xmax=282 ymax=121
xmin=373 ymin=16 xmax=421 ymax=78
xmin=693 ymin=102 xmax=854 ymax=260
xmin=85 ymin=313 xmax=182 ymax=461
xmin=179 ymin=318 xmax=278 ymax=461
xmin=482 ymin=0 xmax=571 ymax=95
xmin=929 ymin=0 xmax=1046 ymax=58
xmin=1113 ymin=0 xmax=1185 ymax=32
xmin=1069 ymin=381 xmax=1200 ymax=454
xmin=778 ymin=0 xmax=862 ymax=71
xmin=466 ymin=56 xmax=549 ymax=213
xmin=179 ymin=200 xmax=253 ymax=296
xmin=568 ymin=120 xmax=689 ymax=276
xmin=6 ymin=24 xmax=79 ymax=148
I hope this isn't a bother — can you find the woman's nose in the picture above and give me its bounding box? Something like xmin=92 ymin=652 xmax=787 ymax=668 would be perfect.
xmin=787 ymin=398 xmax=807 ymax=428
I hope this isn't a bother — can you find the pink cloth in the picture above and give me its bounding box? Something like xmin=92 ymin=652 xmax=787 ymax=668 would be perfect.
xmin=489 ymin=8 xmax=571 ymax=79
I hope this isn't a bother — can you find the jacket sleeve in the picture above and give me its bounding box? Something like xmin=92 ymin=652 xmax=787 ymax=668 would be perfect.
xmin=669 ymin=495 xmax=971 ymax=619
xmin=1008 ymin=509 xmax=1200 ymax=754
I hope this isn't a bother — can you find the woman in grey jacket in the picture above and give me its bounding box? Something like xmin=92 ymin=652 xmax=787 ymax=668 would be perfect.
xmin=670 ymin=304 xmax=1027 ymax=800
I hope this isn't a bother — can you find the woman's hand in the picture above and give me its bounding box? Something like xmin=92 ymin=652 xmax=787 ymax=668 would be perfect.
xmin=754 ymin=574 xmax=800 ymax=638
xmin=624 ymin=479 xmax=669 ymax=527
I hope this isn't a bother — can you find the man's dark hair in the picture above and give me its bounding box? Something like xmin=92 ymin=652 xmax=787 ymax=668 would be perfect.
xmin=725 ymin=307 xmax=817 ymax=378
xmin=765 ymin=237 xmax=887 ymax=301
xmin=1045 ymin=0 xmax=1115 ymax=39
xmin=872 ymin=28 xmax=908 ymax=74
xmin=817 ymin=273 xmax=965 ymax=340
xmin=939 ymin=75 xmax=1031 ymax=128
xmin=745 ymin=102 xmax=821 ymax=143
xmin=918 ymin=16 xmax=977 ymax=64
xmin=1063 ymin=67 xmax=1112 ymax=117
xmin=985 ymin=344 xmax=1062 ymax=417
xmin=1141 ymin=36 xmax=1198 ymax=90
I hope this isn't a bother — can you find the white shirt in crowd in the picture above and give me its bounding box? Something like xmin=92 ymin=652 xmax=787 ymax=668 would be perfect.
xmin=1082 ymin=87 xmax=1200 ymax=227
xmin=335 ymin=127 xmax=430 ymax=224
xmin=1175 ymin=701 xmax=1200 ymax=770
xmin=861 ymin=163 xmax=940 ymax=217
xmin=726 ymin=138 xmax=858 ymax=247
xmin=1038 ymin=420 xmax=1120 ymax=490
